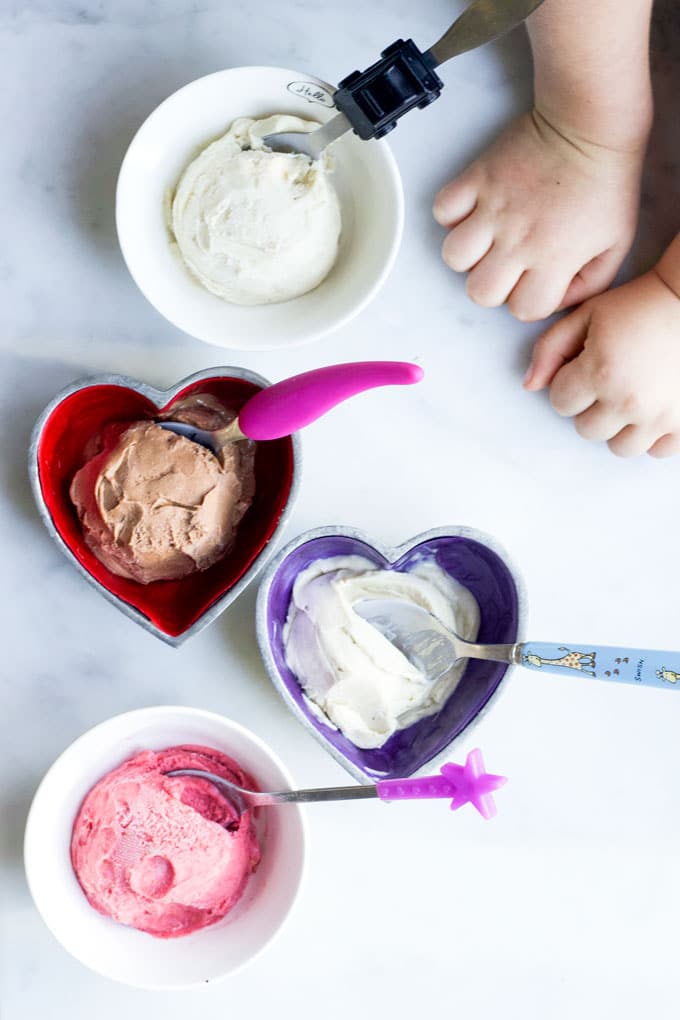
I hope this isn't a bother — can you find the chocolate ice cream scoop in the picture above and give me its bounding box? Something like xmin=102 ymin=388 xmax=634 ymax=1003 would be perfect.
xmin=70 ymin=417 xmax=255 ymax=584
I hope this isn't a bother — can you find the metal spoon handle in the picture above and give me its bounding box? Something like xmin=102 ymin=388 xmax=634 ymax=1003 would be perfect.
xmin=426 ymin=0 xmax=546 ymax=67
xmin=464 ymin=637 xmax=680 ymax=691
xmin=213 ymin=418 xmax=247 ymax=443
xmin=169 ymin=753 xmax=507 ymax=818
xmin=264 ymin=785 xmax=379 ymax=805
xmin=455 ymin=638 xmax=520 ymax=665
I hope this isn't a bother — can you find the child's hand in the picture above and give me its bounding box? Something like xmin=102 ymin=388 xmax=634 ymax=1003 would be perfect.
xmin=524 ymin=267 xmax=680 ymax=458
xmin=433 ymin=111 xmax=645 ymax=322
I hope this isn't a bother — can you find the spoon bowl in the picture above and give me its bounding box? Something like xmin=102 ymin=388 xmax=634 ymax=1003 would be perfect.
xmin=356 ymin=598 xmax=680 ymax=694
xmin=354 ymin=598 xmax=516 ymax=683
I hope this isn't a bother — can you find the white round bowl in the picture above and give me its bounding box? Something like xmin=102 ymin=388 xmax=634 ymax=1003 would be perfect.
xmin=24 ymin=707 xmax=307 ymax=989
xmin=116 ymin=66 xmax=404 ymax=350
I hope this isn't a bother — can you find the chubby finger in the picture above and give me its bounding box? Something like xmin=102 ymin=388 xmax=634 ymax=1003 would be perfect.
xmin=433 ymin=173 xmax=478 ymax=227
xmin=558 ymin=248 xmax=625 ymax=310
xmin=573 ymin=403 xmax=628 ymax=442
xmin=608 ymin=424 xmax=659 ymax=458
xmin=549 ymin=356 xmax=598 ymax=417
xmin=648 ymin=433 xmax=680 ymax=459
xmin=524 ymin=304 xmax=591 ymax=392
xmin=508 ymin=266 xmax=576 ymax=323
xmin=441 ymin=214 xmax=494 ymax=273
xmin=465 ymin=247 xmax=524 ymax=308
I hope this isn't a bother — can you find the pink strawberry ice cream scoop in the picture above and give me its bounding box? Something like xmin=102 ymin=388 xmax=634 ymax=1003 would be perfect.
xmin=70 ymin=746 xmax=261 ymax=939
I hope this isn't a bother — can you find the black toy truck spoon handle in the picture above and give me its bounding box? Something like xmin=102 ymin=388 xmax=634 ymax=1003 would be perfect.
xmin=334 ymin=0 xmax=546 ymax=141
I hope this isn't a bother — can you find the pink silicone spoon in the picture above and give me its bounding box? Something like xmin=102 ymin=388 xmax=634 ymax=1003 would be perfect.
xmin=168 ymin=749 xmax=506 ymax=821
xmin=159 ymin=361 xmax=423 ymax=454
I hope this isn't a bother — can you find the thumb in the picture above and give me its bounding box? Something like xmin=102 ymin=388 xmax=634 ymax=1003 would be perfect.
xmin=557 ymin=248 xmax=625 ymax=311
xmin=523 ymin=305 xmax=592 ymax=391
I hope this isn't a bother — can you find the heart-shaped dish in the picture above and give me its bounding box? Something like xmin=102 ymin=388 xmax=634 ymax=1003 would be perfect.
xmin=30 ymin=368 xmax=299 ymax=646
xmin=256 ymin=526 xmax=526 ymax=782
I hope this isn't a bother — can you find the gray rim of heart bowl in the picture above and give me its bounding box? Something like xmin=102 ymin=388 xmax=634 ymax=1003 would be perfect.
xmin=255 ymin=525 xmax=528 ymax=783
xmin=28 ymin=367 xmax=301 ymax=647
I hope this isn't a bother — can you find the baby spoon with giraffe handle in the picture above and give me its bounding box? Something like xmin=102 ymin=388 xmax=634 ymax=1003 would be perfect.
xmin=167 ymin=749 xmax=506 ymax=820
xmin=158 ymin=361 xmax=423 ymax=456
xmin=355 ymin=599 xmax=680 ymax=692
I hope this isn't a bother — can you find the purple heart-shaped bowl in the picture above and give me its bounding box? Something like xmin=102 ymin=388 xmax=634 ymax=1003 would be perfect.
xmin=29 ymin=368 xmax=300 ymax=647
xmin=256 ymin=526 xmax=527 ymax=782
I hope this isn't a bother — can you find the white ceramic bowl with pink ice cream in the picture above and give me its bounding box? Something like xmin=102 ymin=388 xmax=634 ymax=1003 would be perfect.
xmin=23 ymin=706 xmax=307 ymax=989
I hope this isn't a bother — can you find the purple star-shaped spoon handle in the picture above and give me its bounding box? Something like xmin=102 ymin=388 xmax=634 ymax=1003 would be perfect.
xmin=375 ymin=749 xmax=507 ymax=819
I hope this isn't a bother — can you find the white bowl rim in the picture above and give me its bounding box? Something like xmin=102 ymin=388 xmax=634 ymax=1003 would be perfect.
xmin=115 ymin=65 xmax=405 ymax=351
xmin=23 ymin=705 xmax=309 ymax=990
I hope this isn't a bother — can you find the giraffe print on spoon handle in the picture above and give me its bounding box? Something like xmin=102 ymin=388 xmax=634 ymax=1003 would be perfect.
xmin=520 ymin=643 xmax=680 ymax=689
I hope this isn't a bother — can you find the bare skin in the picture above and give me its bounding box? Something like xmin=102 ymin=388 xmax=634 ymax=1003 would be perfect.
xmin=433 ymin=0 xmax=680 ymax=457
xmin=433 ymin=112 xmax=645 ymax=321
xmin=525 ymin=237 xmax=680 ymax=458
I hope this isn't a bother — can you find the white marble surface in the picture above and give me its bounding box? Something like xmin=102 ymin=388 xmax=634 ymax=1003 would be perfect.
xmin=3 ymin=1 xmax=680 ymax=1016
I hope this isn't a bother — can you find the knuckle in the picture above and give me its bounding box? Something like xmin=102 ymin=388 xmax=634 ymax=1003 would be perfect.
xmin=589 ymin=351 xmax=618 ymax=391
xmin=619 ymin=392 xmax=642 ymax=418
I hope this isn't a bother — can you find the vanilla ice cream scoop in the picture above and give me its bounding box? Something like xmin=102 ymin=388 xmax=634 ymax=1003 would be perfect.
xmin=170 ymin=115 xmax=342 ymax=305
xmin=282 ymin=556 xmax=480 ymax=749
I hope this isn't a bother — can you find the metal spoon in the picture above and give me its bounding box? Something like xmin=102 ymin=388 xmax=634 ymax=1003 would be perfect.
xmin=264 ymin=0 xmax=545 ymax=158
xmin=354 ymin=598 xmax=680 ymax=692
xmin=167 ymin=747 xmax=506 ymax=820
xmin=158 ymin=360 xmax=422 ymax=457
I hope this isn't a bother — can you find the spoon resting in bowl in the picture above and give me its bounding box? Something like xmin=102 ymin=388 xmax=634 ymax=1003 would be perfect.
xmin=158 ymin=361 xmax=423 ymax=456
xmin=355 ymin=598 xmax=680 ymax=692
xmin=167 ymin=748 xmax=506 ymax=821
xmin=263 ymin=0 xmax=545 ymax=157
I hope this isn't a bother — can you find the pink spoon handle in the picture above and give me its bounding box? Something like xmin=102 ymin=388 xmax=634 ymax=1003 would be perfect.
xmin=377 ymin=773 xmax=456 ymax=800
xmin=375 ymin=749 xmax=507 ymax=819
xmin=238 ymin=361 xmax=424 ymax=440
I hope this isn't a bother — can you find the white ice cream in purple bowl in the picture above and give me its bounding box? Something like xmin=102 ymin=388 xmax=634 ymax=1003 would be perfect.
xmin=256 ymin=526 xmax=527 ymax=783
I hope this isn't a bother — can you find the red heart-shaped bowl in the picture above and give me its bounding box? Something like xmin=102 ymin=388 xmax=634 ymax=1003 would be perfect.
xmin=29 ymin=368 xmax=299 ymax=646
